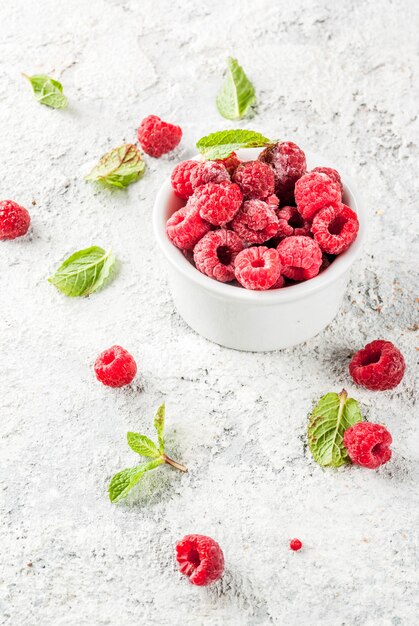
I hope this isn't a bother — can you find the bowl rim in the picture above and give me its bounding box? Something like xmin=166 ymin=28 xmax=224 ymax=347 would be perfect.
xmin=153 ymin=147 xmax=366 ymax=304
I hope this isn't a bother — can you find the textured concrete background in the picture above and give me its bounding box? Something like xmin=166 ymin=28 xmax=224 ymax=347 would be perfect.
xmin=1 ymin=0 xmax=418 ymax=624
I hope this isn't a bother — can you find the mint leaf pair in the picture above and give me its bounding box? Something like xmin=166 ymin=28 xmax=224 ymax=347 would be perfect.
xmin=308 ymin=390 xmax=363 ymax=467
xmin=109 ymin=404 xmax=187 ymax=503
xmin=197 ymin=129 xmax=272 ymax=161
xmin=85 ymin=144 xmax=145 ymax=189
xmin=216 ymin=57 xmax=256 ymax=120
xmin=23 ymin=73 xmax=67 ymax=109
xmin=49 ymin=246 xmax=115 ymax=297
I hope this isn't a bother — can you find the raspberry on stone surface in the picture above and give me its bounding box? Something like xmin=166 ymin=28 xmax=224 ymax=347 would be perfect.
xmin=258 ymin=141 xmax=306 ymax=198
xmin=176 ymin=534 xmax=224 ymax=586
xmin=233 ymin=160 xmax=275 ymax=200
xmin=343 ymin=422 xmax=393 ymax=469
xmin=166 ymin=201 xmax=211 ymax=250
xmin=277 ymin=235 xmax=322 ymax=281
xmin=171 ymin=160 xmax=199 ymax=199
xmin=137 ymin=115 xmax=182 ymax=158
xmin=234 ymin=246 xmax=281 ymax=290
xmin=295 ymin=171 xmax=341 ymax=221
xmin=276 ymin=206 xmax=311 ymax=239
xmin=232 ymin=199 xmax=279 ymax=244
xmin=290 ymin=539 xmax=303 ymax=551
xmin=349 ymin=340 xmax=406 ymax=391
xmin=190 ymin=161 xmax=230 ymax=190
xmin=311 ymin=166 xmax=343 ymax=194
xmin=194 ymin=181 xmax=242 ymax=226
xmin=193 ymin=229 xmax=244 ymax=283
xmin=94 ymin=345 xmax=137 ymax=388
xmin=311 ymin=204 xmax=359 ymax=254
xmin=0 ymin=200 xmax=31 ymax=240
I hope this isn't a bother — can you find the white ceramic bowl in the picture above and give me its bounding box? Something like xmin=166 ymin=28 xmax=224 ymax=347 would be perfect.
xmin=153 ymin=148 xmax=365 ymax=351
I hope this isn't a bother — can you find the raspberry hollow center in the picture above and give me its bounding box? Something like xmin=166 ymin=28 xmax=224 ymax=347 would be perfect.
xmin=328 ymin=215 xmax=347 ymax=235
xmin=217 ymin=245 xmax=232 ymax=265
xmin=288 ymin=213 xmax=304 ymax=229
xmin=187 ymin=548 xmax=201 ymax=568
xmin=102 ymin=351 xmax=115 ymax=365
xmin=360 ymin=350 xmax=382 ymax=366
xmin=251 ymin=258 xmax=265 ymax=268
xmin=372 ymin=443 xmax=386 ymax=456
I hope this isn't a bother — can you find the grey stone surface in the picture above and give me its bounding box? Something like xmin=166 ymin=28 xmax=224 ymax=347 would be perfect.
xmin=0 ymin=0 xmax=418 ymax=624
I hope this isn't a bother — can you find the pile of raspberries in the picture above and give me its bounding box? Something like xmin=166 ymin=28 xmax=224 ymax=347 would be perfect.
xmin=167 ymin=141 xmax=359 ymax=290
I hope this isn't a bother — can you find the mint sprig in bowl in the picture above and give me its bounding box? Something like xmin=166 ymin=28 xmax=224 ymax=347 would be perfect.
xmin=153 ymin=130 xmax=366 ymax=351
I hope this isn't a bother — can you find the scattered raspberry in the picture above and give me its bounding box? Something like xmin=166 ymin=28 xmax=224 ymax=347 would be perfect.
xmin=194 ymin=181 xmax=242 ymax=226
xmin=137 ymin=115 xmax=182 ymax=158
xmin=311 ymin=204 xmax=359 ymax=254
xmin=233 ymin=160 xmax=275 ymax=200
xmin=171 ymin=160 xmax=199 ymax=199
xmin=193 ymin=229 xmax=244 ymax=283
xmin=349 ymin=340 xmax=406 ymax=391
xmin=176 ymin=534 xmax=224 ymax=586
xmin=276 ymin=206 xmax=311 ymax=239
xmin=166 ymin=202 xmax=211 ymax=250
xmin=0 ymin=200 xmax=31 ymax=240
xmin=232 ymin=199 xmax=279 ymax=244
xmin=94 ymin=345 xmax=137 ymax=388
xmin=311 ymin=166 xmax=343 ymax=194
xmin=190 ymin=161 xmax=230 ymax=190
xmin=235 ymin=246 xmax=281 ymax=290
xmin=277 ymin=236 xmax=322 ymax=281
xmin=343 ymin=422 xmax=392 ymax=469
xmin=214 ymin=152 xmax=241 ymax=176
xmin=258 ymin=141 xmax=306 ymax=198
xmin=295 ymin=171 xmax=341 ymax=221
xmin=290 ymin=539 xmax=303 ymax=551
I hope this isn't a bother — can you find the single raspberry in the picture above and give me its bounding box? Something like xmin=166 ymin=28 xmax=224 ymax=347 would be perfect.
xmin=311 ymin=204 xmax=359 ymax=255
xmin=137 ymin=115 xmax=182 ymax=158
xmin=258 ymin=141 xmax=306 ymax=198
xmin=94 ymin=345 xmax=137 ymax=387
xmin=166 ymin=201 xmax=211 ymax=250
xmin=232 ymin=199 xmax=279 ymax=244
xmin=235 ymin=246 xmax=281 ymax=290
xmin=214 ymin=152 xmax=241 ymax=176
xmin=277 ymin=235 xmax=322 ymax=281
xmin=349 ymin=340 xmax=406 ymax=391
xmin=193 ymin=229 xmax=244 ymax=283
xmin=276 ymin=206 xmax=311 ymax=239
xmin=343 ymin=422 xmax=392 ymax=469
xmin=0 ymin=200 xmax=31 ymax=240
xmin=290 ymin=539 xmax=303 ymax=551
xmin=190 ymin=161 xmax=230 ymax=190
xmin=194 ymin=181 xmax=242 ymax=226
xmin=295 ymin=171 xmax=341 ymax=221
xmin=176 ymin=534 xmax=224 ymax=586
xmin=233 ymin=160 xmax=275 ymax=200
xmin=311 ymin=166 xmax=343 ymax=194
xmin=171 ymin=160 xmax=199 ymax=199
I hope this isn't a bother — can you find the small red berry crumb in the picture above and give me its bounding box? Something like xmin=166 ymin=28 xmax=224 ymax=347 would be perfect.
xmin=171 ymin=161 xmax=199 ymax=199
xmin=0 ymin=200 xmax=31 ymax=240
xmin=277 ymin=236 xmax=322 ymax=281
xmin=190 ymin=161 xmax=230 ymax=190
xmin=344 ymin=422 xmax=393 ymax=469
xmin=166 ymin=201 xmax=211 ymax=250
xmin=194 ymin=181 xmax=242 ymax=226
xmin=94 ymin=345 xmax=137 ymax=388
xmin=295 ymin=171 xmax=341 ymax=221
xmin=176 ymin=534 xmax=224 ymax=586
xmin=349 ymin=340 xmax=406 ymax=391
xmin=232 ymin=199 xmax=279 ymax=244
xmin=311 ymin=203 xmax=359 ymax=254
xmin=137 ymin=115 xmax=182 ymax=158
xmin=235 ymin=246 xmax=281 ymax=290
xmin=193 ymin=229 xmax=244 ymax=283
xmin=290 ymin=538 xmax=303 ymax=551
xmin=233 ymin=160 xmax=275 ymax=200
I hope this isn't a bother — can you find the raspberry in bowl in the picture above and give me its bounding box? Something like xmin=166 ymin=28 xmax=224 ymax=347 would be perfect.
xmin=153 ymin=146 xmax=365 ymax=351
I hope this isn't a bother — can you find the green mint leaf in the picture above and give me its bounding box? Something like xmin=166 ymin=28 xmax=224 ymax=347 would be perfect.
xmin=307 ymin=389 xmax=363 ymax=468
xmin=23 ymin=73 xmax=67 ymax=109
xmin=196 ymin=129 xmax=271 ymax=160
xmin=85 ymin=144 xmax=145 ymax=188
xmin=153 ymin=404 xmax=165 ymax=453
xmin=126 ymin=433 xmax=160 ymax=459
xmin=48 ymin=246 xmax=115 ymax=297
xmin=108 ymin=459 xmax=163 ymax=503
xmin=216 ymin=57 xmax=256 ymax=120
